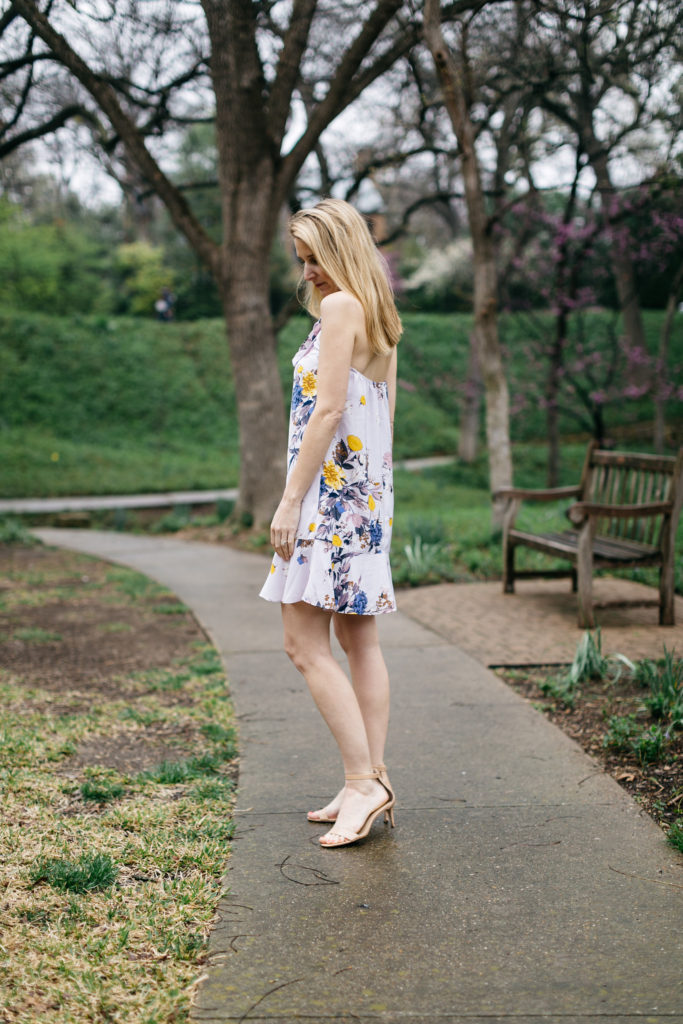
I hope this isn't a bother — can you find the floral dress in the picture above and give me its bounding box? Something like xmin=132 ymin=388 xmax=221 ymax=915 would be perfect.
xmin=259 ymin=319 xmax=396 ymax=615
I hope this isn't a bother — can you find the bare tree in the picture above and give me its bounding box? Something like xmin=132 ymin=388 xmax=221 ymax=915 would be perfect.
xmin=424 ymin=0 xmax=512 ymax=521
xmin=520 ymin=0 xmax=681 ymax=354
xmin=8 ymin=0 xmax=492 ymax=525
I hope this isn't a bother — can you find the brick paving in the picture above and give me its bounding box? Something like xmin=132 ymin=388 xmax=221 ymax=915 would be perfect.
xmin=396 ymin=575 xmax=683 ymax=666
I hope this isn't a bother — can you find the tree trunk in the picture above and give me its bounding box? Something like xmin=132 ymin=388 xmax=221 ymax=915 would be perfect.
xmin=223 ymin=259 xmax=288 ymax=528
xmin=424 ymin=1 xmax=512 ymax=525
xmin=654 ymin=261 xmax=683 ymax=453
xmin=546 ymin=327 xmax=562 ymax=487
xmin=591 ymin=152 xmax=647 ymax=354
xmin=458 ymin=329 xmax=481 ymax=462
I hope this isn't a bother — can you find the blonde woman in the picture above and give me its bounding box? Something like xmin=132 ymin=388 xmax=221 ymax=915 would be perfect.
xmin=260 ymin=199 xmax=401 ymax=849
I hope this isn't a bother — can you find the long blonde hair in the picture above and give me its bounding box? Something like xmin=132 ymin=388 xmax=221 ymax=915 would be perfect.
xmin=289 ymin=199 xmax=402 ymax=355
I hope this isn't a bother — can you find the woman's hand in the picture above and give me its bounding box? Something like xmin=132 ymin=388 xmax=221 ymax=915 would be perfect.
xmin=270 ymin=496 xmax=302 ymax=561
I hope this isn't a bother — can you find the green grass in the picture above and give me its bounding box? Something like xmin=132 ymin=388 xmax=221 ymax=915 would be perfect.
xmin=0 ymin=549 xmax=239 ymax=1023
xmin=2 ymin=308 xmax=680 ymax=498
xmin=30 ymin=852 xmax=118 ymax=894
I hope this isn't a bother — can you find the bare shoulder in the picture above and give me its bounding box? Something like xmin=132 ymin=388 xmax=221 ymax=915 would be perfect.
xmin=320 ymin=291 xmax=364 ymax=323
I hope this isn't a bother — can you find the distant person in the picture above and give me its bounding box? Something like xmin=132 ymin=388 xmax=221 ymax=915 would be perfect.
xmin=260 ymin=199 xmax=401 ymax=848
xmin=155 ymin=287 xmax=175 ymax=321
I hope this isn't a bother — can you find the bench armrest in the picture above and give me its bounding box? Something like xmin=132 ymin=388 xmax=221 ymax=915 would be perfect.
xmin=493 ymin=485 xmax=582 ymax=503
xmin=567 ymin=500 xmax=673 ymax=525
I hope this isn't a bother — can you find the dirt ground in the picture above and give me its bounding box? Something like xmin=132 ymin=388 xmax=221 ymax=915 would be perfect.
xmin=0 ymin=543 xmax=213 ymax=774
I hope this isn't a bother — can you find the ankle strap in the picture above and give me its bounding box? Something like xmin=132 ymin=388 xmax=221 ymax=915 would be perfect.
xmin=345 ymin=770 xmax=378 ymax=781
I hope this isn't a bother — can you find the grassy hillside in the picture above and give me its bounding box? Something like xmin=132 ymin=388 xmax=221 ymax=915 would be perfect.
xmin=1 ymin=307 xmax=680 ymax=498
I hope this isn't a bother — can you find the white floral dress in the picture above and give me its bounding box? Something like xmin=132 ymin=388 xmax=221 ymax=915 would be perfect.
xmin=259 ymin=319 xmax=396 ymax=615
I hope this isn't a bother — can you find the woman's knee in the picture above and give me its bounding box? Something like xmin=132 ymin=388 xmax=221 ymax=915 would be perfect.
xmin=334 ymin=614 xmax=379 ymax=657
xmin=283 ymin=626 xmax=329 ymax=675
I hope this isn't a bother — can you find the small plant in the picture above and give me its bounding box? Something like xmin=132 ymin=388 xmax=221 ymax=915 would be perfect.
xmin=80 ymin=779 xmax=125 ymax=803
xmin=567 ymin=628 xmax=634 ymax=687
xmin=150 ymin=505 xmax=192 ymax=533
xmin=14 ymin=627 xmax=63 ymax=644
xmin=403 ymin=535 xmax=445 ymax=574
xmin=0 ymin=517 xmax=36 ymax=545
xmin=603 ymin=713 xmax=640 ymax=752
xmin=152 ymin=602 xmax=189 ymax=615
xmin=539 ymin=675 xmax=578 ymax=708
xmin=667 ymin=817 xmax=683 ymax=854
xmin=30 ymin=852 xmax=118 ymax=893
xmin=140 ymin=751 xmax=231 ymax=785
xmin=637 ymin=649 xmax=683 ymax=724
xmin=632 ymin=724 xmax=665 ymax=765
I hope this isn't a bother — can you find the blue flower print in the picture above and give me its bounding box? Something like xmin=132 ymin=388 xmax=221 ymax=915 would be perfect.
xmin=351 ymin=590 xmax=368 ymax=614
xmin=368 ymin=521 xmax=382 ymax=549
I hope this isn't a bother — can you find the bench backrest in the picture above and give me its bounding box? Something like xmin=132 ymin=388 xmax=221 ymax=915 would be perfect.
xmin=580 ymin=443 xmax=683 ymax=547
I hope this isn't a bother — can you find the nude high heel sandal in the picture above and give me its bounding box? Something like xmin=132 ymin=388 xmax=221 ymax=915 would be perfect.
xmin=308 ymin=764 xmax=396 ymax=827
xmin=373 ymin=763 xmax=396 ymax=827
xmin=319 ymin=770 xmax=394 ymax=849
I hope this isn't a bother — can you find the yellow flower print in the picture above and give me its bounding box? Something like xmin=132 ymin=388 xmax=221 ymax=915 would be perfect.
xmin=323 ymin=461 xmax=345 ymax=489
xmin=347 ymin=434 xmax=363 ymax=451
xmin=368 ymin=494 xmax=376 ymax=511
xmin=309 ymin=522 xmax=316 ymax=532
xmin=302 ymin=371 xmax=317 ymax=397
xmin=360 ymin=395 xmax=366 ymax=406
xmin=297 ymin=364 xmax=303 ymax=373
xmin=270 ymin=563 xmax=276 ymax=574
xmin=389 ymin=517 xmax=393 ymax=526
xmin=332 ymin=534 xmax=342 ymax=547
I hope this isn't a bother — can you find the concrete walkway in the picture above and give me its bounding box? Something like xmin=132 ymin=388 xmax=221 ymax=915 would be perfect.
xmin=35 ymin=529 xmax=683 ymax=1024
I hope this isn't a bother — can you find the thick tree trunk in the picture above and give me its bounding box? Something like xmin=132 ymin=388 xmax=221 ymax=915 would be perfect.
xmin=424 ymin=1 xmax=512 ymax=525
xmin=223 ymin=263 xmax=288 ymax=528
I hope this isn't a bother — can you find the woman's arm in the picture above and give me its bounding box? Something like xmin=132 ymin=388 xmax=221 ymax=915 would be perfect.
xmin=270 ymin=292 xmax=364 ymax=561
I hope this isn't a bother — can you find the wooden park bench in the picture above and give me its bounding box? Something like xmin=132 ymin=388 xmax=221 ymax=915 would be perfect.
xmin=494 ymin=442 xmax=683 ymax=628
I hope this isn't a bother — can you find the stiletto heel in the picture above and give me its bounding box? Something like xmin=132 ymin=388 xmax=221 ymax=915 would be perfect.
xmin=319 ymin=770 xmax=394 ymax=849
xmin=374 ymin=763 xmax=396 ymax=828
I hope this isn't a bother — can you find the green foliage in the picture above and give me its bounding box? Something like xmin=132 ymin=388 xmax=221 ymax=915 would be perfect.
xmin=139 ymin=752 xmax=231 ymax=785
xmin=602 ymin=713 xmax=640 ymax=752
xmin=567 ymin=629 xmax=609 ymax=685
xmin=80 ymin=779 xmax=125 ymax=804
xmin=0 ymin=199 xmax=114 ymax=315
xmin=635 ymin=649 xmax=683 ymax=725
xmin=115 ymin=242 xmax=174 ymax=317
xmin=631 ymin=724 xmax=666 ymax=764
xmin=0 ymin=516 xmax=36 ymax=545
xmin=667 ymin=817 xmax=683 ymax=854
xmin=30 ymin=852 xmax=118 ymax=893
xmin=13 ymin=627 xmax=62 ymax=644
xmin=539 ymin=674 xmax=578 ymax=708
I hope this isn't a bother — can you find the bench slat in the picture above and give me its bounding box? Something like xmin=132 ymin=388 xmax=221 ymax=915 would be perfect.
xmin=509 ymin=528 xmax=660 ymax=563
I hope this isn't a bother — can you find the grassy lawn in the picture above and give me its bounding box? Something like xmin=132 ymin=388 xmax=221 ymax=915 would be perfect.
xmin=1 ymin=307 xmax=680 ymax=498
xmin=0 ymin=543 xmax=237 ymax=1023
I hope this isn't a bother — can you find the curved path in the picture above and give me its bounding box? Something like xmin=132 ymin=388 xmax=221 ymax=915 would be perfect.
xmin=35 ymin=529 xmax=682 ymax=1024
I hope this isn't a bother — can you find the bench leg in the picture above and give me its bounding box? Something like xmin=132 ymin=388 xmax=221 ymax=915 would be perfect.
xmin=659 ymin=561 xmax=675 ymax=626
xmin=503 ymin=537 xmax=515 ymax=593
xmin=576 ymin=524 xmax=595 ymax=628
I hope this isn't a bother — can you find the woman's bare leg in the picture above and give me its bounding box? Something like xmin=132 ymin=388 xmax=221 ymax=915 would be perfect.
xmin=307 ymin=612 xmax=391 ymax=822
xmin=334 ymin=613 xmax=390 ymax=766
xmin=282 ymin=601 xmax=388 ymax=839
